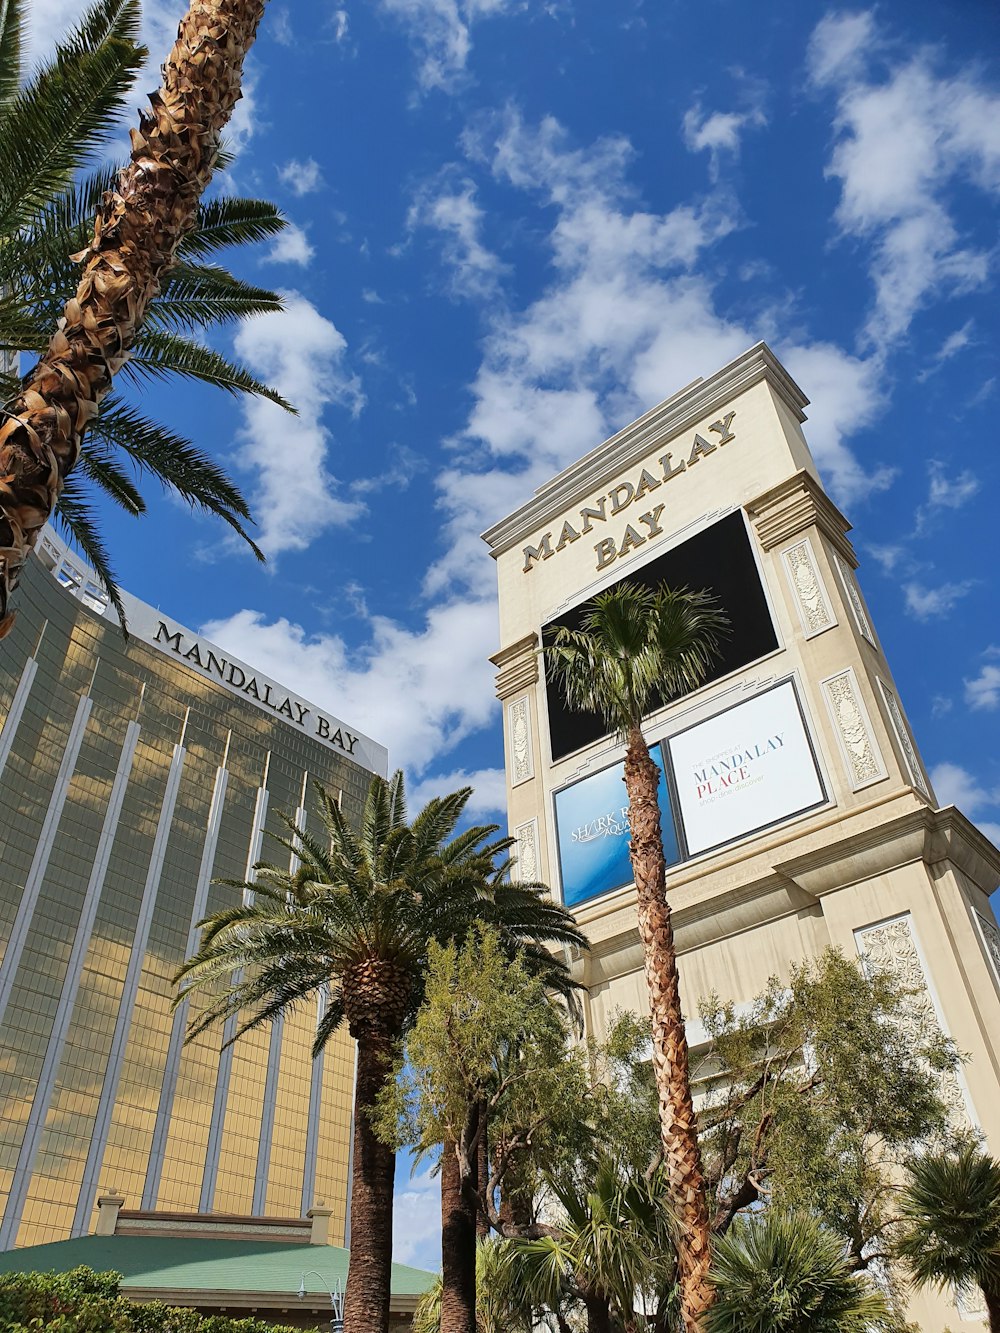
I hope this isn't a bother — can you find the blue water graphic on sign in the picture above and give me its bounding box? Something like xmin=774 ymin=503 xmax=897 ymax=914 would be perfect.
xmin=554 ymin=745 xmax=680 ymax=908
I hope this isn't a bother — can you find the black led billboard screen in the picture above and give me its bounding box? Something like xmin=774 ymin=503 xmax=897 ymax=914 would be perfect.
xmin=544 ymin=512 xmax=778 ymax=762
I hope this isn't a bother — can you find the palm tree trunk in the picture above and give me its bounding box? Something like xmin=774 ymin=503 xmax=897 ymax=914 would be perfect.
xmin=344 ymin=1033 xmax=396 ymax=1333
xmin=0 ymin=0 xmax=266 ymax=637
xmin=624 ymin=723 xmax=713 ymax=1333
xmin=984 ymin=1284 xmax=1000 ymax=1333
xmin=581 ymin=1289 xmax=612 ymax=1333
xmin=440 ymin=1135 xmax=477 ymax=1333
xmin=475 ymin=1098 xmax=489 ymax=1241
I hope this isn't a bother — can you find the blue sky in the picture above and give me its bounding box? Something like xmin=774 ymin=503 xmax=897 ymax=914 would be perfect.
xmin=33 ymin=0 xmax=1000 ymax=1268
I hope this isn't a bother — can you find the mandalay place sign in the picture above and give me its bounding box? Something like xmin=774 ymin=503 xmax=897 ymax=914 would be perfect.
xmin=522 ymin=411 xmax=737 ymax=574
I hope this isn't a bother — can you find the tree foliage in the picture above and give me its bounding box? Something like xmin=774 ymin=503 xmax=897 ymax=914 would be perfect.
xmin=706 ymin=1211 xmax=895 ymax=1333
xmin=696 ymin=948 xmax=961 ymax=1270
xmin=896 ymin=1144 xmax=1000 ymax=1327
xmin=0 ymin=1266 xmax=319 ymax=1333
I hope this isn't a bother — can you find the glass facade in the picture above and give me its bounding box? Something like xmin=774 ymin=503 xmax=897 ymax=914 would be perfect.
xmin=0 ymin=533 xmax=385 ymax=1249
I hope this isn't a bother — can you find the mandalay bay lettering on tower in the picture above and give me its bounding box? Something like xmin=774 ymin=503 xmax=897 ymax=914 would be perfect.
xmin=522 ymin=411 xmax=736 ymax=573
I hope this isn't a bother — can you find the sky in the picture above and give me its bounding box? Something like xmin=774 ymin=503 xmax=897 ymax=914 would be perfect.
xmin=29 ymin=0 xmax=1000 ymax=1271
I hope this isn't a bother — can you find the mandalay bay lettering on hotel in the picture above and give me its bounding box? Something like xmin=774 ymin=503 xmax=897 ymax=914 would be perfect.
xmin=153 ymin=621 xmax=361 ymax=755
xmin=522 ymin=412 xmax=736 ymax=573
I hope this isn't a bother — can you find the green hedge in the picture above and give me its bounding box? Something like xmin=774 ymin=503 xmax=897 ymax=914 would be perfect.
xmin=0 ymin=1267 xmax=321 ymax=1333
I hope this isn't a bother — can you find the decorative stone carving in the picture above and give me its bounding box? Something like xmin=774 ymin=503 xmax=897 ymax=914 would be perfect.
xmin=513 ymin=819 xmax=539 ymax=884
xmin=821 ymin=669 xmax=886 ymax=789
xmin=835 ymin=552 xmax=876 ymax=647
xmin=508 ymin=696 xmax=534 ymax=786
xmin=855 ymin=915 xmax=973 ymax=1130
xmin=782 ymin=537 xmax=835 ymax=636
xmin=877 ymin=679 xmax=930 ymax=798
xmin=973 ymin=909 xmax=1000 ymax=989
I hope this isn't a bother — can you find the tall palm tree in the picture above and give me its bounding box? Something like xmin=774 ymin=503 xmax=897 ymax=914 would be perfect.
xmin=706 ymin=1210 xmax=894 ymax=1333
xmin=546 ymin=582 xmax=726 ymax=1333
xmin=175 ymin=772 xmax=583 ymax=1333
xmin=0 ymin=0 xmax=268 ymax=637
xmin=413 ymin=1239 xmax=537 ymax=1333
xmin=896 ymin=1145 xmax=1000 ymax=1331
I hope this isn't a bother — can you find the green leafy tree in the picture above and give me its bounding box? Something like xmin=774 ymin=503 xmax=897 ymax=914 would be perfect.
xmin=0 ymin=0 xmax=273 ymax=636
xmin=0 ymin=1266 xmax=318 ymax=1332
xmin=896 ymin=1145 xmax=1000 ymax=1331
xmin=379 ymin=926 xmax=587 ymax=1333
xmin=412 ymin=1240 xmax=536 ymax=1333
xmin=546 ymin=582 xmax=726 ymax=1333
xmin=706 ymin=1211 xmax=895 ymax=1333
xmin=176 ymin=772 xmax=582 ymax=1333
xmin=696 ymin=949 xmax=960 ymax=1277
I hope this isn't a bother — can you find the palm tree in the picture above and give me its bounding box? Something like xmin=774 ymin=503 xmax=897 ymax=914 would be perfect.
xmin=175 ymin=772 xmax=583 ymax=1333
xmin=514 ymin=1156 xmax=675 ymax=1333
xmin=896 ymin=1145 xmax=1000 ymax=1331
xmin=413 ymin=1239 xmax=536 ymax=1333
xmin=546 ymin=582 xmax=726 ymax=1333
xmin=706 ymin=1210 xmax=894 ymax=1333
xmin=0 ymin=0 xmax=269 ymax=638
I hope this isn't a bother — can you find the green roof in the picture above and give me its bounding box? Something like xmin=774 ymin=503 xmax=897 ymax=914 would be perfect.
xmin=0 ymin=1235 xmax=435 ymax=1300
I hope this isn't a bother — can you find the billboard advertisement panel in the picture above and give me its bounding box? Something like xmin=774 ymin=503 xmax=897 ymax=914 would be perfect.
xmin=666 ymin=680 xmax=825 ymax=857
xmin=554 ymin=749 xmax=680 ymax=908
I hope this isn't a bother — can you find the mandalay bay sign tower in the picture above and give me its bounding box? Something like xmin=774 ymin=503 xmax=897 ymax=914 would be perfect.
xmin=483 ymin=343 xmax=1000 ymax=1333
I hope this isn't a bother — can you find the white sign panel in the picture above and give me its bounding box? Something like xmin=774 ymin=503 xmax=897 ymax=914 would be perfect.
xmin=666 ymin=680 xmax=824 ymax=856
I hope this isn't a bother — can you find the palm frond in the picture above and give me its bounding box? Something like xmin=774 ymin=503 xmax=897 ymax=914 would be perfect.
xmin=125 ymin=328 xmax=295 ymax=411
xmin=177 ymin=195 xmax=287 ymax=259
xmin=52 ymin=477 xmax=128 ymax=631
xmin=150 ymin=262 xmax=285 ymax=332
xmin=0 ymin=0 xmax=145 ymax=237
xmin=0 ymin=0 xmax=23 ymax=110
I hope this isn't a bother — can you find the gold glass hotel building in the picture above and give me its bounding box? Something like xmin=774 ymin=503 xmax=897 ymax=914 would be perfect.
xmin=0 ymin=528 xmax=386 ymax=1250
xmin=485 ymin=344 xmax=1000 ymax=1332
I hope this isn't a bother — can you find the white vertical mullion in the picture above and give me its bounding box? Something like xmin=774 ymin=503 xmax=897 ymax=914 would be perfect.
xmin=0 ymin=656 xmax=38 ymax=780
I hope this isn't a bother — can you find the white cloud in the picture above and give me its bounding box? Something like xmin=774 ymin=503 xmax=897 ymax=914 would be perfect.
xmin=329 ymin=8 xmax=350 ymax=44
xmin=264 ymin=223 xmax=315 ymax=266
xmin=231 ymin=295 xmax=364 ymax=557
xmin=809 ymin=13 xmax=1000 ymax=350
xmin=966 ymin=657 xmax=1000 ymax=711
xmin=278 ymin=158 xmax=324 ymax=196
xmin=409 ymin=767 xmax=507 ymax=820
xmin=903 ymin=580 xmax=974 ymax=620
xmin=682 ymin=103 xmax=767 ymax=179
xmin=928 ymin=762 xmax=1000 ymax=841
xmin=409 ymin=176 xmax=506 ymax=299
xmin=423 ymin=110 xmax=888 ymax=598
xmin=392 ymin=1164 xmax=440 ymax=1270
xmin=806 ymin=11 xmax=878 ymax=89
xmin=926 ymin=460 xmax=979 ymax=511
xmin=378 ymin=0 xmax=520 ymax=92
xmin=201 ymin=596 xmax=499 ymax=776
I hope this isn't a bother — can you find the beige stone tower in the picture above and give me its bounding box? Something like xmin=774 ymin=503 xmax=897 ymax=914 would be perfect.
xmin=482 ymin=343 xmax=1000 ymax=1332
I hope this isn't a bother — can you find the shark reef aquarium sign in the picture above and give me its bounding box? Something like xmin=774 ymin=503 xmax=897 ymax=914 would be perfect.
xmin=149 ymin=619 xmax=363 ymax=758
xmin=523 ymin=411 xmax=737 ymax=575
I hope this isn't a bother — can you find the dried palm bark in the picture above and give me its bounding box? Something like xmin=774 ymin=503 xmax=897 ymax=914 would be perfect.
xmin=624 ymin=724 xmax=714 ymax=1333
xmin=0 ymin=0 xmax=267 ymax=637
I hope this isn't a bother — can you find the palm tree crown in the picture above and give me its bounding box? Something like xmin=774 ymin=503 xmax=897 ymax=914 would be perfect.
xmin=0 ymin=0 xmax=285 ymax=626
xmin=707 ymin=1210 xmax=894 ymax=1333
xmin=546 ymin=582 xmax=727 ymax=740
xmin=897 ymin=1145 xmax=1000 ymax=1329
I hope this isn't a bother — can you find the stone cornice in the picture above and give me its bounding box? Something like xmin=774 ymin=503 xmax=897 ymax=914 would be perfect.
xmin=747 ymin=470 xmax=857 ymax=563
xmin=571 ymin=803 xmax=1000 ymax=988
xmin=489 ymin=632 xmax=539 ymax=699
xmin=481 ymin=342 xmax=809 ymax=557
